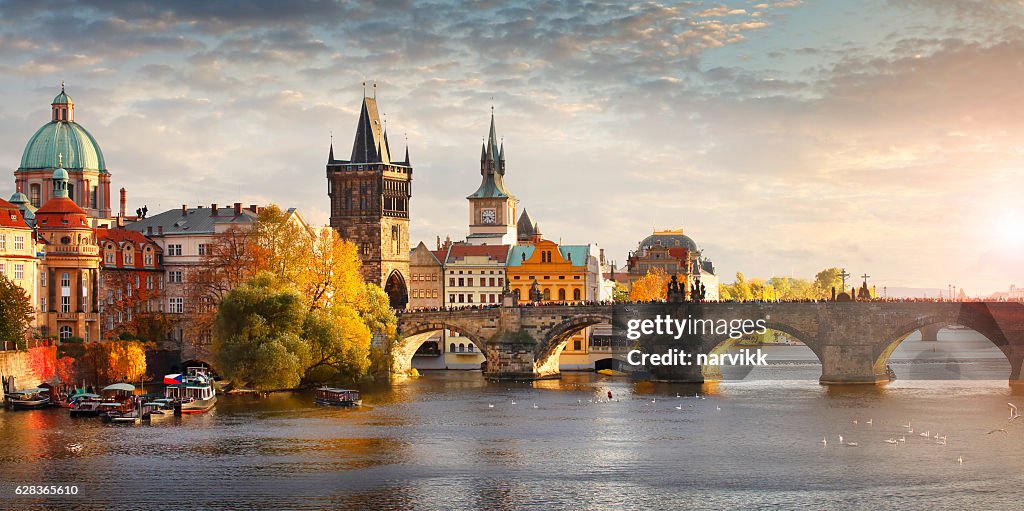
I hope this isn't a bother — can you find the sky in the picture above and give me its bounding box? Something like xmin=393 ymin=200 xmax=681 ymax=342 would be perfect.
xmin=0 ymin=0 xmax=1022 ymax=296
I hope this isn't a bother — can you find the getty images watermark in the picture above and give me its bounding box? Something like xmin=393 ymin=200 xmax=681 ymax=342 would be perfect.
xmin=622 ymin=314 xmax=769 ymax=366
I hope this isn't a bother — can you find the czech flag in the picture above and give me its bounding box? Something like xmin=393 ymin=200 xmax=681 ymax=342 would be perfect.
xmin=163 ymin=374 xmax=183 ymax=385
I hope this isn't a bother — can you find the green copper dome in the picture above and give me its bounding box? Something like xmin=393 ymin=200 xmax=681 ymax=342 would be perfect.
xmin=52 ymin=90 xmax=72 ymax=105
xmin=19 ymin=120 xmax=107 ymax=172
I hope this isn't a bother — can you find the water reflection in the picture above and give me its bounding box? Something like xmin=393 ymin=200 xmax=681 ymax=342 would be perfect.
xmin=2 ymin=362 xmax=1023 ymax=510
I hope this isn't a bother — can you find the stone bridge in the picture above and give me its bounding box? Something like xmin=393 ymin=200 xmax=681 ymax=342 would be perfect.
xmin=395 ymin=302 xmax=1024 ymax=385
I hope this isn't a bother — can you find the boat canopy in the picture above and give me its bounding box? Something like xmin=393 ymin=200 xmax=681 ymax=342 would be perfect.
xmin=7 ymin=387 xmax=49 ymax=395
xmin=102 ymin=383 xmax=136 ymax=392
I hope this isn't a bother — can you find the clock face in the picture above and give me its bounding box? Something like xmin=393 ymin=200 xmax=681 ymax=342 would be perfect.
xmin=481 ymin=209 xmax=496 ymax=224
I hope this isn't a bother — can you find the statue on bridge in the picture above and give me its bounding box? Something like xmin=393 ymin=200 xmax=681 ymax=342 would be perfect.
xmin=529 ymin=279 xmax=543 ymax=302
xmin=667 ymin=274 xmax=685 ymax=303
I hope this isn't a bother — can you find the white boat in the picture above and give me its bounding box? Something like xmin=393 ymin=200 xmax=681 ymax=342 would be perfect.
xmin=164 ymin=367 xmax=216 ymax=414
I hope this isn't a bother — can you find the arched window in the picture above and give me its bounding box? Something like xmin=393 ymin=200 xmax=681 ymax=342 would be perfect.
xmin=458 ymin=343 xmax=465 ymax=353
xmin=542 ymin=288 xmax=551 ymax=301
xmin=467 ymin=343 xmax=475 ymax=352
xmin=59 ymin=325 xmax=72 ymax=340
xmin=558 ymin=289 xmax=566 ymax=301
xmin=573 ymin=289 xmax=581 ymax=301
xmin=450 ymin=343 xmax=456 ymax=353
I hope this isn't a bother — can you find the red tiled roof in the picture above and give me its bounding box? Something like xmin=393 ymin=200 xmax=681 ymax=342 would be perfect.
xmin=34 ymin=197 xmax=89 ymax=227
xmin=0 ymin=198 xmax=30 ymax=229
xmin=95 ymin=227 xmax=161 ymax=251
xmin=445 ymin=243 xmax=510 ymax=263
xmin=430 ymin=249 xmax=447 ymax=262
xmin=667 ymin=247 xmax=689 ymax=261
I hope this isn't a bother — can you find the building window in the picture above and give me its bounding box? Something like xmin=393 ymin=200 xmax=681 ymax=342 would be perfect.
xmin=168 ymin=271 xmax=183 ymax=284
xmin=0 ymin=235 xmax=5 ymax=250
xmin=13 ymin=236 xmax=24 ymax=251
xmin=467 ymin=278 xmax=474 ymax=287
xmin=167 ymin=244 xmax=182 ymax=256
xmin=61 ymin=272 xmax=70 ymax=287
xmin=543 ymin=288 xmax=551 ymax=301
xmin=558 ymin=289 xmax=566 ymax=301
xmin=40 ymin=297 xmax=46 ymax=311
xmin=146 ymin=275 xmax=154 ymax=289
xmin=574 ymin=340 xmax=582 ymax=351
xmin=449 ymin=278 xmax=455 ymax=287
xmin=26 ymin=183 xmax=41 ymax=208
xmin=40 ymin=271 xmax=46 ymax=287
xmin=198 ymin=243 xmax=207 ymax=256
xmin=105 ymin=251 xmax=115 ymax=264
xmin=59 ymin=326 xmax=73 ymax=340
xmin=574 ymin=289 xmax=581 ymax=301
xmin=144 ymin=251 xmax=153 ymax=265
xmin=14 ymin=264 xmax=24 ymax=280
xmin=124 ymin=250 xmax=134 ymax=265
xmin=168 ymin=297 xmax=184 ymax=314
xmin=61 ymin=296 xmax=70 ymax=313
xmin=449 ymin=294 xmax=455 ymax=303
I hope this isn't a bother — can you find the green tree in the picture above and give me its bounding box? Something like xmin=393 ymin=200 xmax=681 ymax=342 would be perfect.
xmin=0 ymin=275 xmax=32 ymax=345
xmin=213 ymin=274 xmax=311 ymax=390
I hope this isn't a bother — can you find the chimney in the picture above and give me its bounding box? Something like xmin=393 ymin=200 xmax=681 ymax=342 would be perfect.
xmin=181 ymin=204 xmax=188 ymax=216
xmin=234 ymin=202 xmax=242 ymax=216
xmin=211 ymin=203 xmax=218 ymax=216
xmin=249 ymin=204 xmax=258 ymax=213
xmin=158 ymin=226 xmax=163 ymax=235
xmin=119 ymin=188 xmax=127 ymax=218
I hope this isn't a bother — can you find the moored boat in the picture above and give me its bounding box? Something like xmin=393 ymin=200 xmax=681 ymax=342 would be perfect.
xmin=165 ymin=367 xmax=217 ymax=414
xmin=5 ymin=388 xmax=52 ymax=409
xmin=68 ymin=393 xmax=103 ymax=417
xmin=315 ymin=387 xmax=362 ymax=407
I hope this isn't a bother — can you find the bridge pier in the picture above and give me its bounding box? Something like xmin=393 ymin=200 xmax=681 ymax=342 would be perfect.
xmin=1005 ymin=345 xmax=1024 ymax=387
xmin=818 ymin=344 xmax=889 ymax=385
xmin=919 ymin=323 xmax=943 ymax=342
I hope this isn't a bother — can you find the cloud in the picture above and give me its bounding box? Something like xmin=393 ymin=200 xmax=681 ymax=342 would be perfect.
xmin=0 ymin=0 xmax=1020 ymax=294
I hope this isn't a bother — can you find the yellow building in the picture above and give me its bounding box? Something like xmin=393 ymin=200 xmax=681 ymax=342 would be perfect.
xmin=0 ymin=197 xmax=40 ymax=329
xmin=507 ymin=239 xmax=594 ymax=365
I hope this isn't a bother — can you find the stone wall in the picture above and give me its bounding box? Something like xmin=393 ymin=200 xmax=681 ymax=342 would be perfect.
xmin=0 ymin=348 xmax=51 ymax=399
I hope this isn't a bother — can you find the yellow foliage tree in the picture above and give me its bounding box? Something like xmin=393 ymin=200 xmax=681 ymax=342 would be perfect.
xmin=305 ymin=226 xmax=364 ymax=310
xmin=106 ymin=339 xmax=148 ymax=383
xmin=628 ymin=268 xmax=674 ymax=302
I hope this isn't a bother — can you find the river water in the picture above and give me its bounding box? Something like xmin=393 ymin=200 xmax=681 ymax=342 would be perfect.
xmin=2 ymin=330 xmax=1023 ymax=510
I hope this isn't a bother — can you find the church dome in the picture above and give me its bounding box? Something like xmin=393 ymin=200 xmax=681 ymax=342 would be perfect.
xmin=19 ymin=120 xmax=107 ymax=172
xmin=639 ymin=229 xmax=698 ymax=252
xmin=18 ymin=86 xmax=107 ymax=173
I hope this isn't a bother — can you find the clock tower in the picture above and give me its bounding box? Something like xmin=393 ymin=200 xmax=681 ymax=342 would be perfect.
xmin=466 ymin=111 xmax=517 ymax=245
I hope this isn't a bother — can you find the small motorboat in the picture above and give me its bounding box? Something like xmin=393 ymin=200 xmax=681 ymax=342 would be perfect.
xmin=69 ymin=393 xmax=104 ymax=417
xmin=315 ymin=387 xmax=362 ymax=407
xmin=5 ymin=388 xmax=52 ymax=410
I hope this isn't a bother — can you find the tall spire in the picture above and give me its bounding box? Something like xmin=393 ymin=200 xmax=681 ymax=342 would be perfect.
xmin=349 ymin=95 xmax=390 ymax=164
xmin=327 ymin=132 xmax=335 ymax=163
xmin=468 ymin=109 xmax=513 ymax=200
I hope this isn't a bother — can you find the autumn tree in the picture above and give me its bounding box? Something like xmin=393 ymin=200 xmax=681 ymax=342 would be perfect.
xmin=628 ymin=268 xmax=671 ymax=302
xmin=102 ymin=269 xmax=171 ymax=342
xmin=0 ymin=274 xmax=32 ymax=346
xmin=106 ymin=339 xmax=149 ymax=382
xmin=813 ymin=267 xmax=844 ymax=298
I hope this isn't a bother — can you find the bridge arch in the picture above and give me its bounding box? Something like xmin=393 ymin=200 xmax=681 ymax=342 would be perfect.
xmin=699 ymin=321 xmax=822 ymax=380
xmin=535 ymin=313 xmax=613 ymax=375
xmin=394 ymin=320 xmax=489 ymax=375
xmin=873 ymin=312 xmax=1012 ymax=378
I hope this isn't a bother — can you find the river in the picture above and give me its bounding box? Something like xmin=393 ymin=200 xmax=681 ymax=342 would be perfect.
xmin=2 ymin=330 xmax=1023 ymax=510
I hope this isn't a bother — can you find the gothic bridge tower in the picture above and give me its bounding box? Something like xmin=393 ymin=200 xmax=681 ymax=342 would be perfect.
xmin=327 ymin=90 xmax=412 ymax=308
